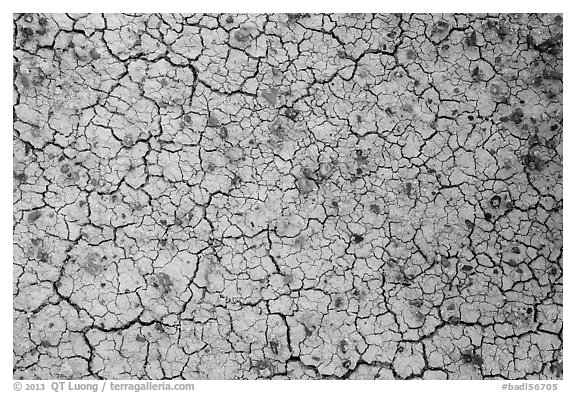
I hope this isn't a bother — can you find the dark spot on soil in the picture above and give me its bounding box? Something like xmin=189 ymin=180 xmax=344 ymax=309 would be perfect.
xmin=490 ymin=195 xmax=502 ymax=209
xmin=484 ymin=212 xmax=493 ymax=221
xmin=405 ymin=182 xmax=413 ymax=196
xmin=296 ymin=177 xmax=315 ymax=194
xmin=510 ymin=108 xmax=524 ymax=124
xmin=285 ymin=108 xmax=299 ymax=121
xmin=339 ymin=339 xmax=348 ymax=353
xmin=28 ymin=210 xmax=42 ymax=223
xmin=89 ymin=48 xmax=100 ymax=60
xmin=533 ymin=75 xmax=543 ymax=86
xmin=22 ymin=27 xmax=35 ymax=38
xmin=262 ymin=88 xmax=278 ymax=105
xmin=369 ymin=204 xmax=381 ymax=214
xmin=523 ymin=153 xmax=546 ymax=171
xmin=537 ymin=33 xmax=562 ymax=55
xmin=287 ymin=13 xmax=309 ymax=23
xmin=409 ymin=299 xmax=424 ymax=308
xmin=352 ymin=234 xmax=364 ymax=244
xmin=219 ymin=126 xmax=229 ymax=140
xmin=302 ymin=167 xmax=315 ymax=179
xmin=157 ymin=272 xmax=173 ymax=293
xmin=441 ymin=257 xmax=451 ymax=268
xmin=497 ymin=20 xmax=508 ymax=38
xmin=335 ymin=297 xmax=344 ymax=308
xmin=467 ymin=31 xmax=477 ymax=46
xmin=543 ymin=69 xmax=562 ymax=81
xmin=489 ymin=83 xmax=502 ymax=96
xmin=20 ymin=75 xmax=30 ymax=88
xmin=234 ymin=27 xmax=251 ymax=43
xmin=471 ymin=65 xmax=482 ymax=81
xmin=14 ymin=172 xmax=27 ymax=182
xmin=123 ymin=134 xmax=134 ymax=147
xmin=37 ymin=250 xmax=49 ymax=262
xmin=434 ymin=20 xmax=449 ymax=33
xmin=462 ymin=351 xmax=484 ymax=367
xmin=550 ymin=361 xmax=563 ymax=378
xmin=270 ymin=340 xmax=279 ymax=355
xmin=448 ymin=315 xmax=460 ymax=325
xmin=550 ymin=267 xmax=557 ymax=276
xmin=207 ymin=116 xmax=220 ymax=127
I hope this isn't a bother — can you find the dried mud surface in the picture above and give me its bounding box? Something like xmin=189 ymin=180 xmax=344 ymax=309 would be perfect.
xmin=13 ymin=13 xmax=562 ymax=380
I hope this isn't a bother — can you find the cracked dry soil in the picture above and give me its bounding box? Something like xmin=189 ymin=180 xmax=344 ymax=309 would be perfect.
xmin=13 ymin=13 xmax=562 ymax=380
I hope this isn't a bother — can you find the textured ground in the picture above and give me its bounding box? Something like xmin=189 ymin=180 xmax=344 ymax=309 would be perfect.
xmin=13 ymin=13 xmax=563 ymax=380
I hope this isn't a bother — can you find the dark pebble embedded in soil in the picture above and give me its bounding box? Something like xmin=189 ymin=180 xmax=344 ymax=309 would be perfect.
xmin=490 ymin=195 xmax=502 ymax=208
